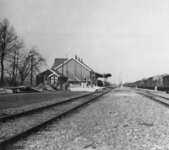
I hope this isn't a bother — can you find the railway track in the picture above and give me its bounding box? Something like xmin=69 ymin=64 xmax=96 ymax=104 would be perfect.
xmin=144 ymin=91 xmax=169 ymax=100
xmin=0 ymin=92 xmax=99 ymax=122
xmin=0 ymin=88 xmax=113 ymax=150
xmin=135 ymin=89 xmax=169 ymax=107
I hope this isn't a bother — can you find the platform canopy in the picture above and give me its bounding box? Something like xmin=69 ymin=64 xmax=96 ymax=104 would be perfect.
xmin=94 ymin=72 xmax=112 ymax=78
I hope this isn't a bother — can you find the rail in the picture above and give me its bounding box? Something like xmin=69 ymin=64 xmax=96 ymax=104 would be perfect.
xmin=0 ymin=88 xmax=113 ymax=150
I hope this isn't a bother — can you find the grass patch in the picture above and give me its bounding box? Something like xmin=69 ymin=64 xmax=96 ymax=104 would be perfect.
xmin=0 ymin=91 xmax=88 ymax=110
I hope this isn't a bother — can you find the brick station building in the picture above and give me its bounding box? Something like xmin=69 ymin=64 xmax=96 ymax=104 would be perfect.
xmin=36 ymin=57 xmax=111 ymax=87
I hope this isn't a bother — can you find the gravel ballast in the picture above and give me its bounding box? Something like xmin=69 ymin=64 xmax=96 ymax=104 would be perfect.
xmin=15 ymin=88 xmax=169 ymax=150
xmin=0 ymin=94 xmax=93 ymax=140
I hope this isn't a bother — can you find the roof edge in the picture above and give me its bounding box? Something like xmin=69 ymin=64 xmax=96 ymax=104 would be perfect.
xmin=54 ymin=57 xmax=92 ymax=72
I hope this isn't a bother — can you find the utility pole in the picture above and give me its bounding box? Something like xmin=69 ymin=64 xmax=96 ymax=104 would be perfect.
xmin=66 ymin=55 xmax=68 ymax=77
xmin=103 ymin=72 xmax=105 ymax=87
xmin=30 ymin=54 xmax=33 ymax=85
xmin=121 ymin=72 xmax=123 ymax=88
xmin=62 ymin=62 xmax=63 ymax=77
xmin=80 ymin=62 xmax=82 ymax=84
xmin=12 ymin=50 xmax=16 ymax=85
xmin=15 ymin=50 xmax=19 ymax=84
xmin=61 ymin=61 xmax=64 ymax=90
xmin=74 ymin=59 xmax=76 ymax=84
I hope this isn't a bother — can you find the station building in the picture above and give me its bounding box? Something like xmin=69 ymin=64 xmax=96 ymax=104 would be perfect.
xmin=36 ymin=56 xmax=111 ymax=87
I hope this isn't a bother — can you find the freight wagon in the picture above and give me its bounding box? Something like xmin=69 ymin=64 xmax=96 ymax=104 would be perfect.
xmin=124 ymin=74 xmax=169 ymax=92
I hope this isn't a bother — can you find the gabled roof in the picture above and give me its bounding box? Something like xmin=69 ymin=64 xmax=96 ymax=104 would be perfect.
xmin=52 ymin=57 xmax=111 ymax=78
xmin=37 ymin=68 xmax=66 ymax=78
xmin=37 ymin=69 xmax=54 ymax=77
xmin=51 ymin=58 xmax=68 ymax=69
xmin=54 ymin=57 xmax=93 ymax=72
xmin=49 ymin=69 xmax=66 ymax=77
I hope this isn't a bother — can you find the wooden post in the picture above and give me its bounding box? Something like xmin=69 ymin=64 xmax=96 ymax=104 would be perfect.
xmin=30 ymin=54 xmax=33 ymax=85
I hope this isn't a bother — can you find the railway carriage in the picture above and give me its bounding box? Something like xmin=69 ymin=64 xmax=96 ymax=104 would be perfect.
xmin=163 ymin=75 xmax=169 ymax=88
xmin=125 ymin=74 xmax=169 ymax=92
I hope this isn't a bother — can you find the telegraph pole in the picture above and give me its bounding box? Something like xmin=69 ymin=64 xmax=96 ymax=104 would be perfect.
xmin=12 ymin=50 xmax=16 ymax=85
xmin=103 ymin=72 xmax=105 ymax=87
xmin=30 ymin=54 xmax=33 ymax=85
xmin=66 ymin=55 xmax=68 ymax=77
xmin=121 ymin=72 xmax=123 ymax=88
xmin=15 ymin=50 xmax=19 ymax=83
xmin=61 ymin=61 xmax=64 ymax=90
xmin=62 ymin=61 xmax=64 ymax=77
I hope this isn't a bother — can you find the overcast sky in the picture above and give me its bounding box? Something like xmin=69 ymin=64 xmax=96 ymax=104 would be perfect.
xmin=1 ymin=0 xmax=169 ymax=84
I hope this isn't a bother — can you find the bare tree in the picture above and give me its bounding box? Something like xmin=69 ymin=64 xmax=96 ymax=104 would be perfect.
xmin=29 ymin=47 xmax=46 ymax=85
xmin=5 ymin=38 xmax=25 ymax=85
xmin=17 ymin=47 xmax=46 ymax=85
xmin=17 ymin=53 xmax=31 ymax=85
xmin=0 ymin=18 xmax=17 ymax=85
